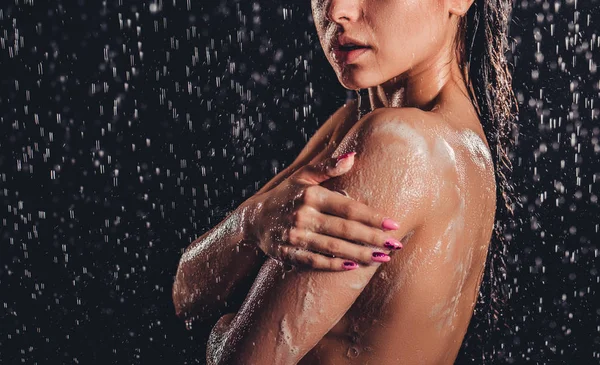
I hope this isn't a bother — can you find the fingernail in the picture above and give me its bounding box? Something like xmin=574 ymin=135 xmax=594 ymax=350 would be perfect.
xmin=335 ymin=152 xmax=356 ymax=167
xmin=384 ymin=239 xmax=403 ymax=250
xmin=343 ymin=261 xmax=358 ymax=270
xmin=372 ymin=252 xmax=391 ymax=263
xmin=382 ymin=218 xmax=399 ymax=231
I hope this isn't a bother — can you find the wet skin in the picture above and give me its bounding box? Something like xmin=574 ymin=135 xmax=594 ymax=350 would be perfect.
xmin=191 ymin=0 xmax=499 ymax=360
xmin=205 ymin=87 xmax=497 ymax=364
xmin=300 ymin=101 xmax=496 ymax=364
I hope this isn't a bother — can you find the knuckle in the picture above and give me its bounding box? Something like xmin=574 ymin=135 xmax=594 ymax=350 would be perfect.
xmin=285 ymin=247 xmax=298 ymax=264
xmin=341 ymin=203 xmax=353 ymax=218
xmin=331 ymin=259 xmax=343 ymax=271
xmin=363 ymin=249 xmax=374 ymax=264
xmin=339 ymin=219 xmax=351 ymax=234
xmin=287 ymin=228 xmax=298 ymax=244
xmin=371 ymin=231 xmax=383 ymax=246
xmin=373 ymin=212 xmax=385 ymax=225
xmin=305 ymin=254 xmax=317 ymax=267
xmin=291 ymin=210 xmax=300 ymax=227
xmin=298 ymin=230 xmax=310 ymax=248
xmin=293 ymin=206 xmax=311 ymax=227
xmin=299 ymin=188 xmax=311 ymax=204
xmin=297 ymin=239 xmax=308 ymax=249
xmin=303 ymin=186 xmax=320 ymax=205
xmin=311 ymin=212 xmax=323 ymax=231
xmin=327 ymin=239 xmax=341 ymax=254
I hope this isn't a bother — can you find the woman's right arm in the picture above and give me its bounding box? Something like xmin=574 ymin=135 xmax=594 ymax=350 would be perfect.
xmin=171 ymin=198 xmax=263 ymax=324
xmin=172 ymin=151 xmax=401 ymax=325
xmin=172 ymin=100 xmax=399 ymax=324
xmin=172 ymin=147 xmax=327 ymax=323
xmin=171 ymin=102 xmax=346 ymax=323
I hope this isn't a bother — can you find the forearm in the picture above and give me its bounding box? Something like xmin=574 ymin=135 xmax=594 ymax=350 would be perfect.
xmin=172 ymin=199 xmax=266 ymax=323
xmin=205 ymin=258 xmax=377 ymax=365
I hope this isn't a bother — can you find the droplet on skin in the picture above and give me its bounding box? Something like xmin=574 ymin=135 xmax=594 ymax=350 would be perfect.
xmin=346 ymin=346 xmax=360 ymax=358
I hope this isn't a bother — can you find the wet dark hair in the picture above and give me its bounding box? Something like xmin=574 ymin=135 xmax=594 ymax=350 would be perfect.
xmin=454 ymin=0 xmax=518 ymax=362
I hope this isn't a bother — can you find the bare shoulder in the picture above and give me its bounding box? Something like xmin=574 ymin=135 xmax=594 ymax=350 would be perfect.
xmin=334 ymin=104 xmax=495 ymax=193
xmin=353 ymin=106 xmax=448 ymax=151
xmin=364 ymin=106 xmax=497 ymax=245
xmin=347 ymin=106 xmax=496 ymax=219
xmin=339 ymin=106 xmax=454 ymax=188
xmin=363 ymin=106 xmax=495 ymax=179
xmin=324 ymin=107 xmax=449 ymax=231
xmin=314 ymin=107 xmax=497 ymax=364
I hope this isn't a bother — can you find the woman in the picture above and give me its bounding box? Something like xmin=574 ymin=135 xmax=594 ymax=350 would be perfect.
xmin=173 ymin=0 xmax=517 ymax=363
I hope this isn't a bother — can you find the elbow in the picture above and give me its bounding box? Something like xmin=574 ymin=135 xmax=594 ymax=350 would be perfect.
xmin=172 ymin=263 xmax=190 ymax=320
xmin=172 ymin=286 xmax=197 ymax=323
xmin=172 ymin=285 xmax=185 ymax=320
xmin=172 ymin=262 xmax=207 ymax=323
xmin=172 ymin=292 xmax=186 ymax=320
xmin=172 ymin=272 xmax=211 ymax=324
xmin=172 ymin=252 xmax=216 ymax=325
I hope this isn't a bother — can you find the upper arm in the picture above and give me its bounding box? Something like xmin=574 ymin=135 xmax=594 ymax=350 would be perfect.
xmin=210 ymin=108 xmax=438 ymax=364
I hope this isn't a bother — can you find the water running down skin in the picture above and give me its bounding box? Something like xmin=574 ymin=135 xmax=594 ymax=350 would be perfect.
xmin=203 ymin=104 xmax=496 ymax=365
xmin=173 ymin=0 xmax=499 ymax=362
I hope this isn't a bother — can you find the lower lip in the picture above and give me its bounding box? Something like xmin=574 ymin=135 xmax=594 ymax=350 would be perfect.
xmin=333 ymin=47 xmax=370 ymax=65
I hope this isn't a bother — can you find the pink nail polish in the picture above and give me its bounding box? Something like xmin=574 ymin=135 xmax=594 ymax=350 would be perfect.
xmin=384 ymin=239 xmax=403 ymax=250
xmin=372 ymin=252 xmax=391 ymax=263
xmin=382 ymin=218 xmax=399 ymax=231
xmin=343 ymin=261 xmax=358 ymax=270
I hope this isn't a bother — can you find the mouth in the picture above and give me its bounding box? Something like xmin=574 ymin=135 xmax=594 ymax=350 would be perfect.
xmin=330 ymin=38 xmax=371 ymax=65
xmin=332 ymin=45 xmax=371 ymax=65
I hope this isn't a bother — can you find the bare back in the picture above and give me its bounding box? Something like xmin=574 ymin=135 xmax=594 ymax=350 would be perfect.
xmin=296 ymin=98 xmax=497 ymax=364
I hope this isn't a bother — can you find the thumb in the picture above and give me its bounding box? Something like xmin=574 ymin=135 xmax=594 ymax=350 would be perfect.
xmin=295 ymin=151 xmax=356 ymax=185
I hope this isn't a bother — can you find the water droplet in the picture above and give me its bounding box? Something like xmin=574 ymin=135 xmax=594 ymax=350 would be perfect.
xmin=346 ymin=346 xmax=360 ymax=358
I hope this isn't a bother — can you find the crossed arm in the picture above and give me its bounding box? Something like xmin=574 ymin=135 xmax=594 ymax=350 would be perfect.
xmin=206 ymin=108 xmax=437 ymax=364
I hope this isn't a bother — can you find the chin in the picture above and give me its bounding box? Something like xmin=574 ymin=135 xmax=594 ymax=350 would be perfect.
xmin=336 ymin=69 xmax=381 ymax=90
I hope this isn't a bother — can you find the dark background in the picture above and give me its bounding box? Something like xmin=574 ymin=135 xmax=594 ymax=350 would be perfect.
xmin=1 ymin=0 xmax=599 ymax=364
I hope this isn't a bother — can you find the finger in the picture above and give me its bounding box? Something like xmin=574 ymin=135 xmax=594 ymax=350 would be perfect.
xmin=311 ymin=185 xmax=400 ymax=231
xmin=300 ymin=230 xmax=388 ymax=266
xmin=294 ymin=152 xmax=356 ymax=185
xmin=279 ymin=246 xmax=359 ymax=272
xmin=316 ymin=213 xmax=403 ymax=251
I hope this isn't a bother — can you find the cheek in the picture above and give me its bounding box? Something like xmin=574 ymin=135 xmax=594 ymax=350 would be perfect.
xmin=368 ymin=3 xmax=420 ymax=56
xmin=372 ymin=23 xmax=419 ymax=72
xmin=371 ymin=2 xmax=445 ymax=65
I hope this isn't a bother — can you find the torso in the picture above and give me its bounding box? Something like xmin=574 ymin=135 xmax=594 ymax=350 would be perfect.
xmin=253 ymin=90 xmax=497 ymax=364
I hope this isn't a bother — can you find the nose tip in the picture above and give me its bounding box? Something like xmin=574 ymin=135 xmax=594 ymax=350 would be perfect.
xmin=326 ymin=0 xmax=359 ymax=24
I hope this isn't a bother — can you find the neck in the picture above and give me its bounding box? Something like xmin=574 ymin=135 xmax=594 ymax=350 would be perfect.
xmin=364 ymin=41 xmax=469 ymax=112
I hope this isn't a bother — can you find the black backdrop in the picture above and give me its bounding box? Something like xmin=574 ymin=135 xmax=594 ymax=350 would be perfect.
xmin=1 ymin=1 xmax=599 ymax=364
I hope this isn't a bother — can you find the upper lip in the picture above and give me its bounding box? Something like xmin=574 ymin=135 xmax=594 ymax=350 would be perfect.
xmin=332 ymin=35 xmax=370 ymax=51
